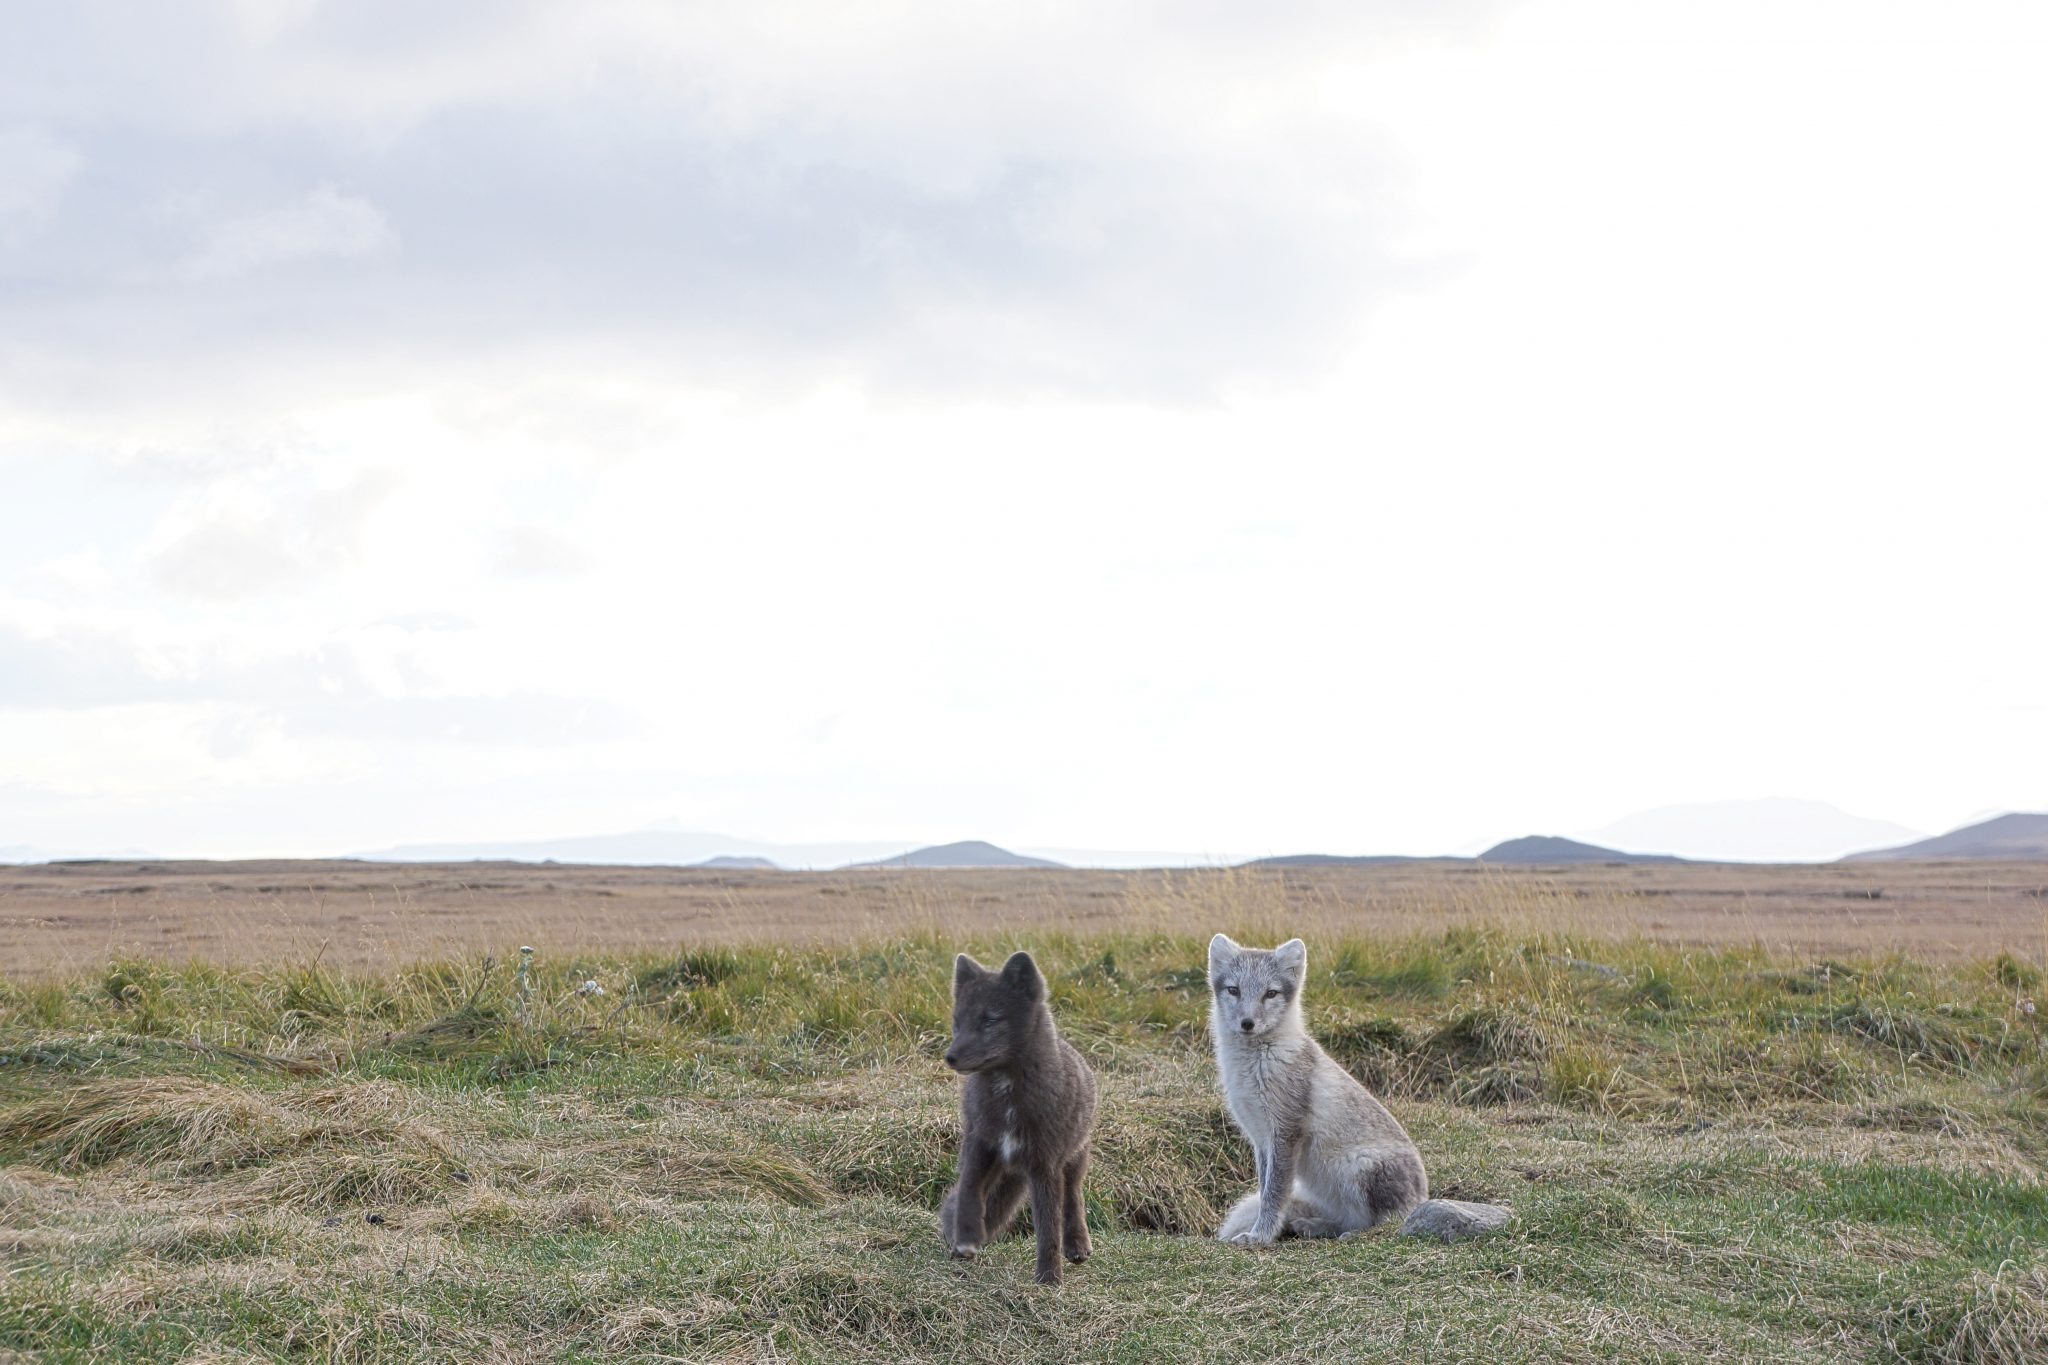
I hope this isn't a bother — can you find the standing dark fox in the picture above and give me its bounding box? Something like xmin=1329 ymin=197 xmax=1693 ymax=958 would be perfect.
xmin=938 ymin=950 xmax=1099 ymax=1285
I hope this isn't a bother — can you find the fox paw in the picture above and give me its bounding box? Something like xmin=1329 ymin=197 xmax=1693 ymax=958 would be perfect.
xmin=1225 ymin=1228 xmax=1278 ymax=1248
xmin=949 ymin=1242 xmax=979 ymax=1260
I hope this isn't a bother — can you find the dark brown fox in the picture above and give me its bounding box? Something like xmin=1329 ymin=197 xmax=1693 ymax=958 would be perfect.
xmin=938 ymin=950 xmax=1098 ymax=1285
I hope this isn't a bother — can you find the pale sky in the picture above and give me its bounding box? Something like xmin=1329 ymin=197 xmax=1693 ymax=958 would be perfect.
xmin=3 ymin=0 xmax=2044 ymax=861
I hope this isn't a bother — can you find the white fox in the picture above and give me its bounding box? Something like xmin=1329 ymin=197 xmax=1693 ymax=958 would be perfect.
xmin=1208 ymin=934 xmax=1429 ymax=1244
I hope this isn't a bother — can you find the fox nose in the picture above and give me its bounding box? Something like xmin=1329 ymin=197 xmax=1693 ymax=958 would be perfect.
xmin=943 ymin=1051 xmax=959 ymax=1068
xmin=1239 ymin=1019 xmax=1255 ymax=1033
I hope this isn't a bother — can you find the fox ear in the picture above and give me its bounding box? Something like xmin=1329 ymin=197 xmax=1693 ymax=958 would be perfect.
xmin=1273 ymin=938 xmax=1307 ymax=979
xmin=954 ymin=953 xmax=983 ymax=988
xmin=1208 ymin=933 xmax=1237 ymax=975
xmin=1000 ymin=951 xmax=1046 ymax=1001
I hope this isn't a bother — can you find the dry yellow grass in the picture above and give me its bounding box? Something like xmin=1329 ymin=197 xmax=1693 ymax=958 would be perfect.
xmin=2 ymin=857 xmax=2043 ymax=976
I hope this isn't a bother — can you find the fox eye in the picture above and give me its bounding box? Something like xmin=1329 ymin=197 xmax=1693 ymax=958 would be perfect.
xmin=1263 ymin=989 xmax=1280 ymax=1001
xmin=1223 ymin=985 xmax=1239 ymax=997
xmin=981 ymin=1012 xmax=999 ymax=1027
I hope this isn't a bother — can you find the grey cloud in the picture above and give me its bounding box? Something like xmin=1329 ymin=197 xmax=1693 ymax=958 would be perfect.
xmin=0 ymin=126 xmax=79 ymax=239
xmin=0 ymin=1 xmax=1496 ymax=406
xmin=181 ymin=183 xmax=395 ymax=279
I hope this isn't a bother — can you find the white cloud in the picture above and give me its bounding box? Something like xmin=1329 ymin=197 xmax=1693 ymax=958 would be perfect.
xmin=494 ymin=525 xmax=590 ymax=579
xmin=182 ymin=183 xmax=395 ymax=278
xmin=146 ymin=467 xmax=401 ymax=600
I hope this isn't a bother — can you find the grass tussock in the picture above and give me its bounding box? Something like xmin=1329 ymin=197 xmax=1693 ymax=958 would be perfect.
xmin=567 ymin=1137 xmax=835 ymax=1208
xmin=1885 ymin=1261 xmax=2048 ymax=1363
xmin=0 ymin=1075 xmax=464 ymax=1211
xmin=1828 ymin=999 xmax=1989 ymax=1070
xmin=0 ymin=1076 xmax=291 ymax=1173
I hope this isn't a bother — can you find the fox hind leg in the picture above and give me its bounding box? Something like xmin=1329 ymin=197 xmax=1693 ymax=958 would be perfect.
xmin=1062 ymin=1149 xmax=1091 ymax=1264
xmin=981 ymin=1167 xmax=1028 ymax=1242
xmin=1282 ymin=1204 xmax=1349 ymax=1239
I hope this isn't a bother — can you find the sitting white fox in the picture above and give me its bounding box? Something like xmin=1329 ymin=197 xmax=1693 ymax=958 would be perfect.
xmin=1208 ymin=934 xmax=1429 ymax=1244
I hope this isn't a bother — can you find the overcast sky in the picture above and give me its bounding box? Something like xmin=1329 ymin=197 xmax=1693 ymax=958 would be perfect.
xmin=3 ymin=0 xmax=2044 ymax=861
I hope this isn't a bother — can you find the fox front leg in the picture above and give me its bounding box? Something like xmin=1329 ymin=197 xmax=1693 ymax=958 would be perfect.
xmin=945 ymin=1140 xmax=995 ymax=1257
xmin=1223 ymin=1143 xmax=1284 ymax=1247
xmin=1241 ymin=1138 xmax=1295 ymax=1246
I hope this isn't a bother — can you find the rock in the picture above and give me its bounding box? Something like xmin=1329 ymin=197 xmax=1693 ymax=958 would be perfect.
xmin=1398 ymin=1198 xmax=1513 ymax=1242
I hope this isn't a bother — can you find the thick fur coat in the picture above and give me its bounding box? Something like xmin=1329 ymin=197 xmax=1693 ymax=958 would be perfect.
xmin=938 ymin=950 xmax=1098 ymax=1284
xmin=1209 ymin=934 xmax=1428 ymax=1244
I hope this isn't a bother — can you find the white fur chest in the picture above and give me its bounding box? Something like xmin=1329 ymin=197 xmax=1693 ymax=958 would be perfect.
xmin=992 ymin=1075 xmax=1022 ymax=1164
xmin=1214 ymin=1033 xmax=1298 ymax=1150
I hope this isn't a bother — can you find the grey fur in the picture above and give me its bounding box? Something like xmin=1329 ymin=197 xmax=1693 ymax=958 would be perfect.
xmin=938 ymin=950 xmax=1099 ymax=1285
xmin=1209 ymin=933 xmax=1430 ymax=1245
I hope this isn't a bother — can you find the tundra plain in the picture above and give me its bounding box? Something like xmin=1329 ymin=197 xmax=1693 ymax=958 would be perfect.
xmin=3 ymin=858 xmax=2046 ymax=975
xmin=1 ymin=861 xmax=2045 ymax=1361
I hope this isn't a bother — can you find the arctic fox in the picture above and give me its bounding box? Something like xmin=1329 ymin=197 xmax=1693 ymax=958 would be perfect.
xmin=1208 ymin=934 xmax=1428 ymax=1244
xmin=938 ymin=950 xmax=1099 ymax=1284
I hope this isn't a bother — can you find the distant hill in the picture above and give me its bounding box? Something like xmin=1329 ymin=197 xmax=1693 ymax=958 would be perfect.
xmin=1578 ymin=799 xmax=1922 ymax=863
xmin=1242 ymin=853 xmax=1446 ymax=869
xmin=356 ymin=829 xmax=1219 ymax=869
xmin=847 ymin=840 xmax=1065 ymax=870
xmin=1842 ymin=812 xmax=2048 ymax=862
xmin=691 ymin=856 xmax=780 ymax=871
xmin=1478 ymin=835 xmax=1685 ymax=865
xmin=360 ymin=830 xmax=908 ymax=870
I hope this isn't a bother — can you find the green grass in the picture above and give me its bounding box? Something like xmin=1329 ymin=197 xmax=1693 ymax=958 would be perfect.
xmin=2 ymin=927 xmax=2045 ymax=1361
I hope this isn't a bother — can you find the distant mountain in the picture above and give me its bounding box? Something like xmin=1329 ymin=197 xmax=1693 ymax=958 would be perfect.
xmin=1021 ymin=846 xmax=1241 ymax=869
xmin=358 ymin=828 xmax=1220 ymax=869
xmin=847 ymin=840 xmax=1065 ymax=869
xmin=1579 ymin=799 xmax=1921 ymax=863
xmin=359 ymin=830 xmax=909 ymax=870
xmin=1478 ymin=835 xmax=1685 ymax=865
xmin=692 ymin=855 xmax=780 ymax=871
xmin=1243 ymin=853 xmax=1445 ymax=869
xmin=1842 ymin=812 xmax=2048 ymax=862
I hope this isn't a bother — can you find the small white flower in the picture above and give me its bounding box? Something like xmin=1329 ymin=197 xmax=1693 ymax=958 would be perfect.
xmin=578 ymin=979 xmax=605 ymax=997
xmin=2021 ymin=998 xmax=2037 ymax=1018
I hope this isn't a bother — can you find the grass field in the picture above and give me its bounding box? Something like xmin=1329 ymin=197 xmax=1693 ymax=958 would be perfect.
xmin=3 ymin=868 xmax=2047 ymax=1361
xmin=6 ymin=858 xmax=2048 ymax=972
